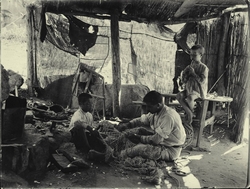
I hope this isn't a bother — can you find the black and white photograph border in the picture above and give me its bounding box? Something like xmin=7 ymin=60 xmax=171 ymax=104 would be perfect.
xmin=1 ymin=0 xmax=250 ymax=188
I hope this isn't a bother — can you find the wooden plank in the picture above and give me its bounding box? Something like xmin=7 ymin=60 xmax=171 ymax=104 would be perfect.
xmin=161 ymin=93 xmax=177 ymax=98
xmin=132 ymin=101 xmax=145 ymax=105
xmin=205 ymin=115 xmax=215 ymax=126
xmin=79 ymin=63 xmax=104 ymax=79
xmin=209 ymin=101 xmax=216 ymax=133
xmin=67 ymin=66 xmax=81 ymax=108
xmin=162 ymin=93 xmax=178 ymax=105
xmin=91 ymin=94 xmax=105 ymax=99
xmin=196 ymin=100 xmax=209 ymax=147
xmin=110 ymin=9 xmax=121 ymax=117
xmin=204 ymin=96 xmax=233 ymax=102
xmin=84 ymin=72 xmax=93 ymax=93
xmin=222 ymin=5 xmax=248 ymax=14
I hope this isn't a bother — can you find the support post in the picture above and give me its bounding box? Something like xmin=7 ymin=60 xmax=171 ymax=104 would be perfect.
xmin=110 ymin=9 xmax=121 ymax=117
xmin=217 ymin=13 xmax=230 ymax=96
xmin=34 ymin=6 xmax=42 ymax=87
xmin=245 ymin=1 xmax=250 ymax=188
xmin=26 ymin=6 xmax=35 ymax=96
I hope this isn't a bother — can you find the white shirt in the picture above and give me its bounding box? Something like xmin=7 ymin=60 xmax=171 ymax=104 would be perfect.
xmin=130 ymin=105 xmax=186 ymax=146
xmin=68 ymin=108 xmax=93 ymax=131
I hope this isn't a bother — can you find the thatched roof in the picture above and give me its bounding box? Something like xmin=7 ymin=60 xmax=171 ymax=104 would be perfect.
xmin=34 ymin=0 xmax=247 ymax=56
xmin=37 ymin=0 xmax=247 ymax=24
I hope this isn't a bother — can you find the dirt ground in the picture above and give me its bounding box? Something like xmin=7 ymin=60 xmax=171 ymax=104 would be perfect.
xmin=3 ymin=122 xmax=248 ymax=189
xmin=23 ymin=124 xmax=248 ymax=189
xmin=1 ymin=39 xmax=249 ymax=189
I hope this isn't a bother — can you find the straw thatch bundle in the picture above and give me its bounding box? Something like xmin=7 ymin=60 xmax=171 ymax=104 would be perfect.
xmin=225 ymin=12 xmax=249 ymax=143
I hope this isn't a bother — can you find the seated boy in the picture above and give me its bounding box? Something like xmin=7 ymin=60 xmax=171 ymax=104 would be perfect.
xmin=69 ymin=93 xmax=111 ymax=161
xmin=176 ymin=44 xmax=209 ymax=124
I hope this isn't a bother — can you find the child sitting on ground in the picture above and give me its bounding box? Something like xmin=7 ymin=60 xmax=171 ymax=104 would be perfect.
xmin=176 ymin=44 xmax=209 ymax=124
xmin=69 ymin=93 xmax=112 ymax=162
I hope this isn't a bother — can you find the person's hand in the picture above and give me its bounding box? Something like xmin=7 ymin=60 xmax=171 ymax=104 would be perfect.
xmin=90 ymin=129 xmax=99 ymax=137
xmin=115 ymin=123 xmax=130 ymax=132
xmin=127 ymin=133 xmax=141 ymax=144
xmin=86 ymin=126 xmax=99 ymax=137
xmin=188 ymin=66 xmax=195 ymax=74
xmin=86 ymin=125 xmax=93 ymax=131
xmin=138 ymin=128 xmax=154 ymax=135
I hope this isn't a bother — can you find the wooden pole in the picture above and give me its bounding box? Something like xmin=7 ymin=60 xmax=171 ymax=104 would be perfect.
xmin=110 ymin=9 xmax=121 ymax=117
xmin=102 ymin=78 xmax=106 ymax=120
xmin=33 ymin=6 xmax=42 ymax=87
xmin=217 ymin=13 xmax=230 ymax=96
xmin=245 ymin=1 xmax=250 ymax=187
xmin=26 ymin=6 xmax=34 ymax=96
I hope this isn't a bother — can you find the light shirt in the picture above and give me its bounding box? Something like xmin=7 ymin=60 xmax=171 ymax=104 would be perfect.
xmin=182 ymin=61 xmax=209 ymax=98
xmin=68 ymin=108 xmax=93 ymax=131
xmin=130 ymin=105 xmax=186 ymax=147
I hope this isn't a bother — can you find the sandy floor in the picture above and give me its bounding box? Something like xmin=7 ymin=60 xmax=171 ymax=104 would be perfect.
xmin=22 ymin=124 xmax=247 ymax=189
xmin=183 ymin=125 xmax=248 ymax=188
xmin=2 ymin=121 xmax=248 ymax=188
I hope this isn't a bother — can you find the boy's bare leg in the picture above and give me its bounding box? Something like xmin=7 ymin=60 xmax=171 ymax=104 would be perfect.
xmin=71 ymin=125 xmax=91 ymax=153
xmin=176 ymin=92 xmax=193 ymax=124
xmin=186 ymin=109 xmax=193 ymax=124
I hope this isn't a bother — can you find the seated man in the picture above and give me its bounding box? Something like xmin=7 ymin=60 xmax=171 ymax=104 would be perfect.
xmin=176 ymin=44 xmax=209 ymax=124
xmin=69 ymin=93 xmax=111 ymax=161
xmin=115 ymin=90 xmax=186 ymax=161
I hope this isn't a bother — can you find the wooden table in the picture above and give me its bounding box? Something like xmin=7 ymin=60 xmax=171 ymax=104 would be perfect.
xmin=196 ymin=95 xmax=233 ymax=147
xmin=162 ymin=94 xmax=233 ymax=147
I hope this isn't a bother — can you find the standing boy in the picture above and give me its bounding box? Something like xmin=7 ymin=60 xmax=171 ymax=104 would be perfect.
xmin=176 ymin=44 xmax=209 ymax=124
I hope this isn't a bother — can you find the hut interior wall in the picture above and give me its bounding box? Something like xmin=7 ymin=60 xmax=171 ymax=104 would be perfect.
xmin=196 ymin=18 xmax=223 ymax=91
xmin=36 ymin=17 xmax=176 ymax=98
xmin=130 ymin=23 xmax=176 ymax=94
xmin=226 ymin=12 xmax=249 ymax=143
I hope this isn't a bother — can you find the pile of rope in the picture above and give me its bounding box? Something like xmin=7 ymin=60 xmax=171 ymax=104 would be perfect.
xmin=97 ymin=121 xmax=177 ymax=186
xmin=98 ymin=121 xmax=136 ymax=155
